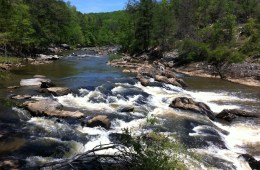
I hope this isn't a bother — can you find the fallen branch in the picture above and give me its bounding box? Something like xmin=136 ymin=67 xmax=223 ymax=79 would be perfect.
xmin=31 ymin=143 xmax=140 ymax=170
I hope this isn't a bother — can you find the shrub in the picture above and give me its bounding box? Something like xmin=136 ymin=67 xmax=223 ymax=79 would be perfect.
xmin=208 ymin=46 xmax=245 ymax=63
xmin=109 ymin=54 xmax=122 ymax=61
xmin=0 ymin=56 xmax=21 ymax=64
xmin=177 ymin=39 xmax=209 ymax=64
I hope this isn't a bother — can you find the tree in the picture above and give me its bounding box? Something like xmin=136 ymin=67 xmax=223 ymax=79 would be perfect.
xmin=153 ymin=0 xmax=175 ymax=51
xmin=127 ymin=0 xmax=155 ymax=52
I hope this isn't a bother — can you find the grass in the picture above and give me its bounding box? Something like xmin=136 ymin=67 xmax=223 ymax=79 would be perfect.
xmin=0 ymin=56 xmax=21 ymax=64
xmin=109 ymin=54 xmax=122 ymax=61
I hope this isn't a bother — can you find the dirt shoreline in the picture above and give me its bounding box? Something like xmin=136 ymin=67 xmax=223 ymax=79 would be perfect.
xmin=175 ymin=61 xmax=260 ymax=87
xmin=176 ymin=68 xmax=260 ymax=87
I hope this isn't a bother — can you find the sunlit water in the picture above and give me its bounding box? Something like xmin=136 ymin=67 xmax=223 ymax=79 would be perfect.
xmin=0 ymin=52 xmax=259 ymax=169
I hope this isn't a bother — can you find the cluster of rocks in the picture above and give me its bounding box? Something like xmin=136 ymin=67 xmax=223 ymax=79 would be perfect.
xmin=109 ymin=56 xmax=187 ymax=88
xmin=136 ymin=63 xmax=186 ymax=87
xmin=81 ymin=46 xmax=118 ymax=56
xmin=10 ymin=76 xmax=126 ymax=132
xmin=0 ymin=63 xmax=24 ymax=71
xmin=169 ymin=97 xmax=259 ymax=122
xmin=25 ymin=54 xmax=60 ymax=65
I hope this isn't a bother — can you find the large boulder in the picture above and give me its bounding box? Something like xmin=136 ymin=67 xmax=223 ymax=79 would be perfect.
xmin=46 ymin=87 xmax=70 ymax=96
xmin=216 ymin=109 xmax=258 ymax=122
xmin=137 ymin=74 xmax=150 ymax=86
xmin=137 ymin=64 xmax=159 ymax=78
xmin=23 ymin=99 xmax=84 ymax=118
xmin=169 ymin=97 xmax=215 ymax=120
xmin=155 ymin=75 xmax=183 ymax=87
xmin=82 ymin=115 xmax=111 ymax=130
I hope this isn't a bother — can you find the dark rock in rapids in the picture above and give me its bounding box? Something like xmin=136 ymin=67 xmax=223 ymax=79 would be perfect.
xmin=117 ymin=106 xmax=134 ymax=112
xmin=82 ymin=115 xmax=111 ymax=130
xmin=41 ymin=81 xmax=56 ymax=88
xmin=216 ymin=109 xmax=258 ymax=122
xmin=238 ymin=154 xmax=260 ymax=170
xmin=169 ymin=97 xmax=215 ymax=120
xmin=23 ymin=99 xmax=84 ymax=118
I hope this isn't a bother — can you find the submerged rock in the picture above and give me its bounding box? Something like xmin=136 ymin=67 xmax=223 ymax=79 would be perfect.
xmin=238 ymin=154 xmax=260 ymax=170
xmin=117 ymin=106 xmax=134 ymax=112
xmin=23 ymin=99 xmax=84 ymax=118
xmin=169 ymin=97 xmax=215 ymax=120
xmin=11 ymin=95 xmax=32 ymax=100
xmin=46 ymin=87 xmax=70 ymax=96
xmin=82 ymin=115 xmax=111 ymax=130
xmin=216 ymin=109 xmax=258 ymax=122
xmin=7 ymin=86 xmax=20 ymax=89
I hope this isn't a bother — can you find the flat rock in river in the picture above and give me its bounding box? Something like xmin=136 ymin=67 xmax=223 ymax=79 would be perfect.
xmin=46 ymin=87 xmax=70 ymax=96
xmin=23 ymin=99 xmax=84 ymax=118
xmin=82 ymin=115 xmax=111 ymax=129
xmin=11 ymin=95 xmax=32 ymax=100
xmin=216 ymin=109 xmax=258 ymax=122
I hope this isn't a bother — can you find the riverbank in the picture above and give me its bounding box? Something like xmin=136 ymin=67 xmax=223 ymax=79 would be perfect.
xmin=175 ymin=61 xmax=260 ymax=87
xmin=109 ymin=52 xmax=260 ymax=87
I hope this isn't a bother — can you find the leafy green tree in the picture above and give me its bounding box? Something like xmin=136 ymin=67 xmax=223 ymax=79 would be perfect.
xmin=127 ymin=0 xmax=155 ymax=52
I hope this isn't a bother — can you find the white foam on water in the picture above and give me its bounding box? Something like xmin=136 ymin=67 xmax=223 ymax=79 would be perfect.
xmin=192 ymin=146 xmax=252 ymax=170
xmin=185 ymin=91 xmax=257 ymax=113
xmin=112 ymin=118 xmax=147 ymax=133
xmin=189 ymin=125 xmax=218 ymax=137
xmin=56 ymin=93 xmax=114 ymax=112
xmin=12 ymin=107 xmax=31 ymax=119
xmin=31 ymin=95 xmax=49 ymax=100
xmin=28 ymin=117 xmax=76 ymax=136
xmin=214 ymin=121 xmax=260 ymax=160
xmin=20 ymin=78 xmax=50 ymax=86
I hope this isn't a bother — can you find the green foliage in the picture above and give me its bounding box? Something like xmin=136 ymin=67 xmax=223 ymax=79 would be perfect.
xmin=109 ymin=54 xmax=122 ymax=61
xmin=209 ymin=46 xmax=245 ymax=63
xmin=0 ymin=0 xmax=259 ymax=64
xmin=0 ymin=56 xmax=21 ymax=64
xmin=178 ymin=40 xmax=209 ymax=63
xmin=120 ymin=129 xmax=187 ymax=170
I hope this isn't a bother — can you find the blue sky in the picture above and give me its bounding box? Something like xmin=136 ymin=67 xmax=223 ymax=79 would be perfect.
xmin=65 ymin=0 xmax=128 ymax=13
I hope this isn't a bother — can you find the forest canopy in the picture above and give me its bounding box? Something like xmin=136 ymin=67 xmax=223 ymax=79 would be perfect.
xmin=0 ymin=0 xmax=259 ymax=62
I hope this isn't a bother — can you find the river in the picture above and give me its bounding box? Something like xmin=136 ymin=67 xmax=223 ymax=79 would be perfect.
xmin=0 ymin=51 xmax=259 ymax=169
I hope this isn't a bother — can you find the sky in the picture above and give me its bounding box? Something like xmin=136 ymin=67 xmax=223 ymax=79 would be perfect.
xmin=65 ymin=0 xmax=128 ymax=13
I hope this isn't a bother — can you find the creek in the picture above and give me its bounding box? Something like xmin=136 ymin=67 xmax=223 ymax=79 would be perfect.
xmin=0 ymin=51 xmax=259 ymax=169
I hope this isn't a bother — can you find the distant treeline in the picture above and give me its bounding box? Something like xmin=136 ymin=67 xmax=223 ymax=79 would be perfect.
xmin=0 ymin=0 xmax=259 ymax=63
xmin=124 ymin=0 xmax=259 ymax=64
xmin=0 ymin=0 xmax=125 ymax=55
